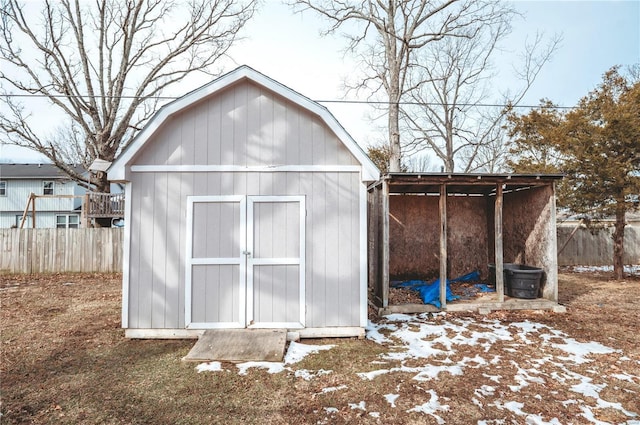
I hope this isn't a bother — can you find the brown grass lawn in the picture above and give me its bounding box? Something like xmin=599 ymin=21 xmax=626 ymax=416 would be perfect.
xmin=1 ymin=271 xmax=639 ymax=424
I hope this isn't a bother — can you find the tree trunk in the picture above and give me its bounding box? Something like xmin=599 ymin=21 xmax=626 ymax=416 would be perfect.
xmin=612 ymin=204 xmax=626 ymax=280
xmin=94 ymin=171 xmax=111 ymax=194
xmin=388 ymin=98 xmax=401 ymax=173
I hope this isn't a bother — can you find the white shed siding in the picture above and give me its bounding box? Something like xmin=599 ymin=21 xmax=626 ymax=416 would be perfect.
xmin=125 ymin=171 xmax=361 ymax=329
xmin=132 ymin=82 xmax=359 ymax=168
xmin=114 ymin=69 xmax=379 ymax=334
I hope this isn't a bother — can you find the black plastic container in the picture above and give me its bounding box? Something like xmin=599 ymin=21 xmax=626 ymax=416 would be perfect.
xmin=488 ymin=263 xmax=521 ymax=294
xmin=505 ymin=266 xmax=543 ymax=299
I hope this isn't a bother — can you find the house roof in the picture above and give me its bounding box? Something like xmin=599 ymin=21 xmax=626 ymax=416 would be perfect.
xmin=0 ymin=163 xmax=84 ymax=180
xmin=108 ymin=65 xmax=381 ymax=182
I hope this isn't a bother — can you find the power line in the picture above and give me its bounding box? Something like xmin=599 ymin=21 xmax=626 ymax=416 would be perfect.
xmin=1 ymin=92 xmax=576 ymax=109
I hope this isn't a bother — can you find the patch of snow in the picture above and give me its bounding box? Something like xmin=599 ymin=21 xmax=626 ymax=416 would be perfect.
xmin=407 ymin=389 xmax=449 ymax=425
xmin=369 ymin=412 xmax=380 ymax=418
xmin=482 ymin=373 xmax=502 ymax=383
xmin=284 ymin=341 xmax=334 ymax=365
xmin=572 ymin=265 xmax=640 ymax=275
xmin=318 ymin=384 xmax=348 ymax=394
xmin=294 ymin=369 xmax=332 ymax=381
xmin=611 ymin=372 xmax=639 ymax=383
xmin=412 ymin=364 xmax=463 ymax=381
xmin=324 ymin=407 xmax=338 ymax=414
xmin=509 ymin=362 xmax=546 ymax=392
xmin=550 ymin=338 xmax=619 ymax=364
xmin=571 ymin=377 xmax=606 ymax=399
xmin=502 ymin=401 xmax=526 ymax=416
xmin=236 ymin=361 xmax=286 ymax=375
xmin=348 ymin=401 xmax=366 ymax=411
xmin=384 ymin=393 xmax=399 ymax=407
xmin=195 ymin=361 xmax=223 ymax=373
xmin=475 ymin=385 xmax=496 ymax=397
xmin=357 ymin=369 xmax=391 ymax=380
xmin=579 ymin=405 xmax=611 ymax=425
xmin=525 ymin=415 xmax=562 ymax=424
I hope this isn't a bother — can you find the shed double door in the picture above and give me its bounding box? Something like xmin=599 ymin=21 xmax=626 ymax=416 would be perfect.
xmin=186 ymin=195 xmax=305 ymax=329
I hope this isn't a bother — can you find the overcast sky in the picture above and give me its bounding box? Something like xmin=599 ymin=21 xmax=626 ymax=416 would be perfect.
xmin=1 ymin=0 xmax=639 ymax=163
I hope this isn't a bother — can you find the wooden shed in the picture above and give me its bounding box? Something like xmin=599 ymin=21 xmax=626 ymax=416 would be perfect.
xmin=108 ymin=66 xmax=380 ymax=339
xmin=368 ymin=173 xmax=564 ymax=314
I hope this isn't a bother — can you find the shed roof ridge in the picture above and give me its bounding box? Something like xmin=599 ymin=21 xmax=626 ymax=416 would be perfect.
xmin=108 ymin=66 xmax=380 ymax=182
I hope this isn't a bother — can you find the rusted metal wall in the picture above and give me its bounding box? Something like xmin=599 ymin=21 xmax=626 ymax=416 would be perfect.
xmin=388 ymin=194 xmax=489 ymax=280
xmin=388 ymin=194 xmax=439 ymax=280
xmin=502 ymin=185 xmax=558 ymax=300
xmin=367 ymin=186 xmax=383 ymax=303
xmin=446 ymin=196 xmax=490 ymax=278
xmin=503 ymin=186 xmax=554 ymax=265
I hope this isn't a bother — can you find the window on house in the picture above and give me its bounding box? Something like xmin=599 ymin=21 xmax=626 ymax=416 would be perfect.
xmin=15 ymin=214 xmax=32 ymax=227
xmin=56 ymin=215 xmax=80 ymax=228
xmin=43 ymin=181 xmax=54 ymax=195
xmin=0 ymin=181 xmax=6 ymax=196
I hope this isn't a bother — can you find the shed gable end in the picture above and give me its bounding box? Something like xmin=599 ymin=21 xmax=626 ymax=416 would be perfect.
xmin=133 ymin=81 xmax=359 ymax=168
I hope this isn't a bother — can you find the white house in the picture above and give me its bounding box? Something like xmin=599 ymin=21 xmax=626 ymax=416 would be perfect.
xmin=0 ymin=163 xmax=86 ymax=228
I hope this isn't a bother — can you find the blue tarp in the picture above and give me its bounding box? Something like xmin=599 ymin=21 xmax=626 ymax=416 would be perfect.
xmin=391 ymin=270 xmax=492 ymax=308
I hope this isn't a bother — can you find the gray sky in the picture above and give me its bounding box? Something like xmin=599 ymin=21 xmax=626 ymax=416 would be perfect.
xmin=1 ymin=0 xmax=639 ymax=162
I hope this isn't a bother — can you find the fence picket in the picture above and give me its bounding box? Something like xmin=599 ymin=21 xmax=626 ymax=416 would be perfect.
xmin=0 ymin=228 xmax=124 ymax=273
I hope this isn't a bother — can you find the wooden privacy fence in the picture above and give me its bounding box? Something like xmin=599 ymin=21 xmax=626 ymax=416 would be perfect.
xmin=1 ymin=225 xmax=637 ymax=274
xmin=557 ymin=224 xmax=640 ymax=266
xmin=0 ymin=228 xmax=123 ymax=274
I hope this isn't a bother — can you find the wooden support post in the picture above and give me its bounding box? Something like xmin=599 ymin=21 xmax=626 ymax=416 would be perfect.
xmin=439 ymin=184 xmax=447 ymax=309
xmin=382 ymin=180 xmax=390 ymax=308
xmin=81 ymin=193 xmax=89 ymax=228
xmin=19 ymin=193 xmax=35 ymax=229
xmin=495 ymin=183 xmax=504 ymax=303
xmin=31 ymin=193 xmax=36 ymax=228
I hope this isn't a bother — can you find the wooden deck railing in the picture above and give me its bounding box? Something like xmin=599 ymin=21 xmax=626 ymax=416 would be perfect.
xmin=86 ymin=192 xmax=125 ymax=218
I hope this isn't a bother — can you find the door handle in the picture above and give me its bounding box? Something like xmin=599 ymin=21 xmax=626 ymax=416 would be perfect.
xmin=242 ymin=250 xmax=252 ymax=256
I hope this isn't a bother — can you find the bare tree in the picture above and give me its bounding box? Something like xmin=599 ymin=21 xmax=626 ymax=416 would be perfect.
xmin=0 ymin=0 xmax=256 ymax=192
xmin=403 ymin=25 xmax=560 ymax=172
xmin=289 ymin=0 xmax=516 ymax=172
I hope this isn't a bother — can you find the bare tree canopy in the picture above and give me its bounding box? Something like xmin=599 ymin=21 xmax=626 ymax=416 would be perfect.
xmin=0 ymin=0 xmax=256 ymax=191
xmin=404 ymin=26 xmax=560 ymax=173
xmin=289 ymin=0 xmax=532 ymax=172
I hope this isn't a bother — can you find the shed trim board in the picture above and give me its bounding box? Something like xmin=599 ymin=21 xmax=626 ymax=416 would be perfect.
xmin=124 ymin=326 xmax=365 ymax=340
xmin=121 ymin=182 xmax=133 ymax=328
xmin=359 ymin=182 xmax=368 ymax=327
xmin=185 ymin=195 xmax=247 ymax=329
xmin=130 ymin=165 xmax=362 ymax=173
xmin=108 ymin=66 xmax=379 ymax=182
xmin=184 ymin=195 xmax=306 ymax=329
xmin=246 ymin=195 xmax=306 ymax=329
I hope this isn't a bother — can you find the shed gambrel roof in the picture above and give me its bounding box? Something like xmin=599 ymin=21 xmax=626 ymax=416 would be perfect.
xmin=108 ymin=66 xmax=380 ymax=182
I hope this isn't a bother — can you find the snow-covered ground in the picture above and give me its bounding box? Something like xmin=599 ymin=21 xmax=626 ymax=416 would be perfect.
xmin=569 ymin=265 xmax=640 ymax=275
xmin=197 ymin=314 xmax=639 ymax=424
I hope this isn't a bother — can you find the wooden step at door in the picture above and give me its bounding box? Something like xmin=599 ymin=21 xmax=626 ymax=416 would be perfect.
xmin=183 ymin=329 xmax=287 ymax=362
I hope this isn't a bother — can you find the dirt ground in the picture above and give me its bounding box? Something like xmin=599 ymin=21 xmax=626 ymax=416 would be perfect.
xmin=1 ymin=271 xmax=639 ymax=424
